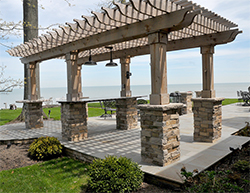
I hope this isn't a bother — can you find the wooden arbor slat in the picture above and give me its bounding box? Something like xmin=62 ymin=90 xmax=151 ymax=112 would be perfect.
xmin=19 ymin=7 xmax=194 ymax=63
xmin=7 ymin=0 xmax=239 ymax=63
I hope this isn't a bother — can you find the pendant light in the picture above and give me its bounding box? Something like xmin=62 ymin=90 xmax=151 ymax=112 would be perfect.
xmin=84 ymin=50 xmax=97 ymax=65
xmin=105 ymin=46 xmax=117 ymax=67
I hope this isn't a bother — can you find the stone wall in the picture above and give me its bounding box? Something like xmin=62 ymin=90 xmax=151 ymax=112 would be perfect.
xmin=180 ymin=92 xmax=193 ymax=114
xmin=60 ymin=102 xmax=88 ymax=141
xmin=116 ymin=98 xmax=138 ymax=130
xmin=192 ymin=98 xmax=224 ymax=143
xmin=139 ymin=103 xmax=183 ymax=166
xmin=25 ymin=102 xmax=43 ymax=129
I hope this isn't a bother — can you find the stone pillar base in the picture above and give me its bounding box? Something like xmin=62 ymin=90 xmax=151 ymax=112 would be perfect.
xmin=25 ymin=102 xmax=43 ymax=129
xmin=116 ymin=98 xmax=138 ymax=130
xmin=192 ymin=98 xmax=224 ymax=143
xmin=60 ymin=102 xmax=88 ymax=141
xmin=138 ymin=103 xmax=183 ymax=166
xmin=180 ymin=92 xmax=193 ymax=114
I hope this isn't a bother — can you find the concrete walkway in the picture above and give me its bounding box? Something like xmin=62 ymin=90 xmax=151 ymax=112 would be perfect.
xmin=0 ymin=103 xmax=249 ymax=185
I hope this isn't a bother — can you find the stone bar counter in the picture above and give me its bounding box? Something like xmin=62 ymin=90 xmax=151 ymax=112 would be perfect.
xmin=16 ymin=100 xmax=48 ymax=129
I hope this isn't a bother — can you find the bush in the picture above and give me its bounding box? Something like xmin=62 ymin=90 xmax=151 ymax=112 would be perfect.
xmin=28 ymin=136 xmax=63 ymax=160
xmin=87 ymin=156 xmax=144 ymax=193
xmin=233 ymin=160 xmax=250 ymax=172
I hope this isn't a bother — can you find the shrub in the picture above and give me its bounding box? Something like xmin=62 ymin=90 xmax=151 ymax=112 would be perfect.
xmin=87 ymin=156 xmax=144 ymax=193
xmin=28 ymin=136 xmax=63 ymax=160
xmin=233 ymin=160 xmax=250 ymax=172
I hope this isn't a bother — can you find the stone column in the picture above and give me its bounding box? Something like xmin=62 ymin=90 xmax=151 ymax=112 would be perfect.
xmin=25 ymin=101 xmax=43 ymax=129
xmin=139 ymin=103 xmax=183 ymax=166
xmin=66 ymin=51 xmax=83 ymax=101
xmin=201 ymin=46 xmax=215 ymax=98
xmin=192 ymin=98 xmax=224 ymax=143
xmin=148 ymin=32 xmax=169 ymax=105
xmin=116 ymin=98 xmax=138 ymax=130
xmin=120 ymin=56 xmax=132 ymax=97
xmin=60 ymin=101 xmax=88 ymax=141
xmin=180 ymin=92 xmax=193 ymax=114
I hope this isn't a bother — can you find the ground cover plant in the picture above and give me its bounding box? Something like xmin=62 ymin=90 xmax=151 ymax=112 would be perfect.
xmin=0 ymin=157 xmax=89 ymax=193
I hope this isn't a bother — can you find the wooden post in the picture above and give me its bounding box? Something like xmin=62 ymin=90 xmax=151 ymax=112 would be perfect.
xmin=26 ymin=62 xmax=38 ymax=100
xmin=120 ymin=56 xmax=132 ymax=97
xmin=201 ymin=46 xmax=215 ymax=98
xmin=148 ymin=32 xmax=169 ymax=105
xmin=66 ymin=51 xmax=82 ymax=101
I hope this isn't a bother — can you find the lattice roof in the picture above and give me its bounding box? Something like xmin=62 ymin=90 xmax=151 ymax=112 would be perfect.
xmin=7 ymin=0 xmax=239 ymax=63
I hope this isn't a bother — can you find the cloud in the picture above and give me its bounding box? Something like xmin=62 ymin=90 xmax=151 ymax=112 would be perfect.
xmin=1 ymin=0 xmax=249 ymax=88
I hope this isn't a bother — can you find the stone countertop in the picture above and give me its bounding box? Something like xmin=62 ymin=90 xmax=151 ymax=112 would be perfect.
xmin=57 ymin=95 xmax=147 ymax=103
xmin=191 ymin=97 xmax=225 ymax=102
xmin=16 ymin=99 xmax=50 ymax=103
xmin=138 ymin=103 xmax=183 ymax=111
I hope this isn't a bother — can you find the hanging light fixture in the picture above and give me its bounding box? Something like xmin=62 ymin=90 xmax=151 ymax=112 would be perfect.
xmin=84 ymin=50 xmax=97 ymax=65
xmin=105 ymin=46 xmax=117 ymax=67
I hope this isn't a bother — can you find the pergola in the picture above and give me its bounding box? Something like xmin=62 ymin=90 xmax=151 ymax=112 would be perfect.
xmin=8 ymin=0 xmax=241 ymax=166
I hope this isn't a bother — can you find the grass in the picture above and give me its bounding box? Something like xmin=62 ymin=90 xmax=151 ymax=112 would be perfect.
xmin=0 ymin=157 xmax=89 ymax=193
xmin=0 ymin=108 xmax=22 ymax=125
xmin=0 ymin=99 xmax=240 ymax=126
xmin=0 ymin=106 xmax=104 ymax=126
xmin=222 ymin=98 xmax=239 ymax=106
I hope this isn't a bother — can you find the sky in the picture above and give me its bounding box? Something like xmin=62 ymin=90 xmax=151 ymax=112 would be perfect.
xmin=0 ymin=0 xmax=249 ymax=88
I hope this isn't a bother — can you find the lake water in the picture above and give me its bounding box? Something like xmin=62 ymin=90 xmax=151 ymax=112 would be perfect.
xmin=0 ymin=82 xmax=249 ymax=108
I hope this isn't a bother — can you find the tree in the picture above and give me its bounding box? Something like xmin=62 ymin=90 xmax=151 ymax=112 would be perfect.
xmin=0 ymin=65 xmax=23 ymax=92
xmin=97 ymin=0 xmax=127 ymax=9
xmin=1 ymin=0 xmax=73 ymax=121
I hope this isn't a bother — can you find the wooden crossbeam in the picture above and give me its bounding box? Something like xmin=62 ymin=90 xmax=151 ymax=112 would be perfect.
xmin=77 ymin=29 xmax=241 ymax=64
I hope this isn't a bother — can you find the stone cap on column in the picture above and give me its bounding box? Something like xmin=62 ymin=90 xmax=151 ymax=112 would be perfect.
xmin=191 ymin=97 xmax=225 ymax=102
xmin=138 ymin=103 xmax=183 ymax=111
xmin=179 ymin=91 xmax=193 ymax=96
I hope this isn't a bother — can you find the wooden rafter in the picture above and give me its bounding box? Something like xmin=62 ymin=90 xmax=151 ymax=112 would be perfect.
xmin=7 ymin=0 xmax=240 ymax=64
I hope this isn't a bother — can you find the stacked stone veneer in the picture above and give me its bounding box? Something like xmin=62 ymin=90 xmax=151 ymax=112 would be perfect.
xmin=116 ymin=98 xmax=138 ymax=130
xmin=180 ymin=92 xmax=193 ymax=114
xmin=60 ymin=102 xmax=88 ymax=141
xmin=192 ymin=98 xmax=224 ymax=143
xmin=25 ymin=101 xmax=43 ymax=129
xmin=139 ymin=103 xmax=183 ymax=166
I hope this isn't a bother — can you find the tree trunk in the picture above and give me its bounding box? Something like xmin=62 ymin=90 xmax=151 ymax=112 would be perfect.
xmin=16 ymin=0 xmax=42 ymax=121
xmin=23 ymin=0 xmax=39 ymax=99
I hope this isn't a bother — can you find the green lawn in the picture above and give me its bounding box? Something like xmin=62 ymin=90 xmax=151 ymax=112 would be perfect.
xmin=222 ymin=98 xmax=239 ymax=106
xmin=0 ymin=108 xmax=23 ymax=125
xmin=0 ymin=99 xmax=240 ymax=126
xmin=0 ymin=106 xmax=104 ymax=126
xmin=0 ymin=157 xmax=89 ymax=193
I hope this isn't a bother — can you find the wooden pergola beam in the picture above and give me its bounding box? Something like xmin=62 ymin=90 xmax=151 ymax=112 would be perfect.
xmin=77 ymin=29 xmax=241 ymax=64
xmin=20 ymin=7 xmax=194 ymax=64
